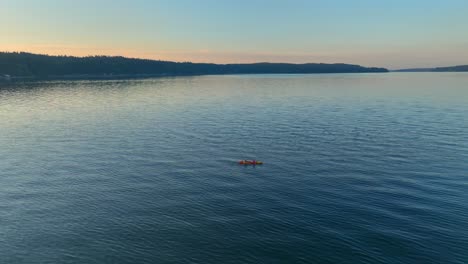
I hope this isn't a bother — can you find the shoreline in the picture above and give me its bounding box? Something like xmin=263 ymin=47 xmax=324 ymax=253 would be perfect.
xmin=0 ymin=71 xmax=392 ymax=83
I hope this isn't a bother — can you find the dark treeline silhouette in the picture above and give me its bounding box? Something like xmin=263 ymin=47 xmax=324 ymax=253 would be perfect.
xmin=395 ymin=65 xmax=468 ymax=72
xmin=0 ymin=52 xmax=388 ymax=79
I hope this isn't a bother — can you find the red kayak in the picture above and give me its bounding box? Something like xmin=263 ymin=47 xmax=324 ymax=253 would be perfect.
xmin=239 ymin=160 xmax=263 ymax=165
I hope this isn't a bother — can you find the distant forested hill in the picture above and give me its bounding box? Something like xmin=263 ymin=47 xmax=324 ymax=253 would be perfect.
xmin=433 ymin=65 xmax=468 ymax=72
xmin=0 ymin=52 xmax=388 ymax=79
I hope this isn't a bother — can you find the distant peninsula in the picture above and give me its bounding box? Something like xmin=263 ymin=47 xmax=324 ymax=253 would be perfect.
xmin=0 ymin=52 xmax=388 ymax=81
xmin=395 ymin=65 xmax=468 ymax=72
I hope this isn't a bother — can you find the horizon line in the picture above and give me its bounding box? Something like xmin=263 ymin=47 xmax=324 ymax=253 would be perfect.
xmin=1 ymin=51 xmax=466 ymax=71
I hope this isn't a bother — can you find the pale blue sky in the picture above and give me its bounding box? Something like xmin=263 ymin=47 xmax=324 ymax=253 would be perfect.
xmin=1 ymin=0 xmax=468 ymax=69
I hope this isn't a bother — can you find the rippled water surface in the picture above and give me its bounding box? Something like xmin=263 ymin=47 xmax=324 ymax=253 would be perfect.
xmin=1 ymin=73 xmax=468 ymax=263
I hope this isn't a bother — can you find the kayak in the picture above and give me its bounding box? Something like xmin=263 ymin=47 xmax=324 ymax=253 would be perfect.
xmin=239 ymin=160 xmax=263 ymax=165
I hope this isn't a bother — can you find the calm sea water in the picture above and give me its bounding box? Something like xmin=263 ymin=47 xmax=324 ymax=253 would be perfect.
xmin=1 ymin=73 xmax=467 ymax=264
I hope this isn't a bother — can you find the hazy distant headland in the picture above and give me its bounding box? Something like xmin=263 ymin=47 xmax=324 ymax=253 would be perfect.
xmin=0 ymin=52 xmax=388 ymax=81
xmin=395 ymin=65 xmax=468 ymax=72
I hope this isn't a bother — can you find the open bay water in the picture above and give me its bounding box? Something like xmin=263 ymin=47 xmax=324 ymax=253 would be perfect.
xmin=1 ymin=73 xmax=468 ymax=263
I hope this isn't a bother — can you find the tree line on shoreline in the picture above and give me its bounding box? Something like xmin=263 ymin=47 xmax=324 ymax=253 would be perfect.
xmin=0 ymin=52 xmax=388 ymax=79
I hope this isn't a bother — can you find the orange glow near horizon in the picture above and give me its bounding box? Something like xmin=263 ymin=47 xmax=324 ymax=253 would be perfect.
xmin=0 ymin=44 xmax=346 ymax=64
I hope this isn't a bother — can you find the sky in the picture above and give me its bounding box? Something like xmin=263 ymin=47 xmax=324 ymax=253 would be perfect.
xmin=1 ymin=0 xmax=468 ymax=69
